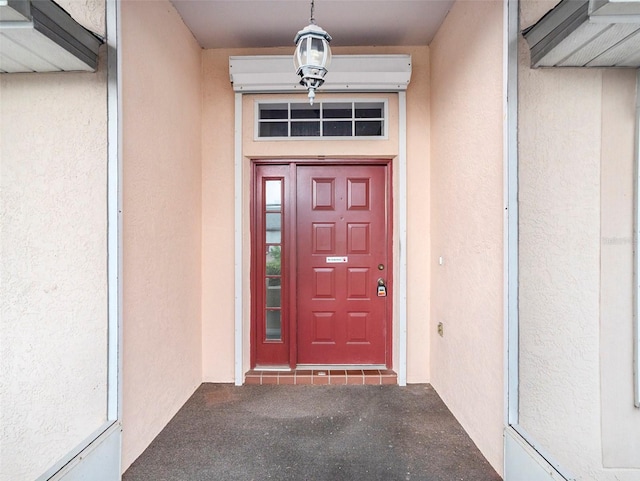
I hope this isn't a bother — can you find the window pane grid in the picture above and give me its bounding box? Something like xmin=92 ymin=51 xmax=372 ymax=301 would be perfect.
xmin=264 ymin=179 xmax=283 ymax=342
xmin=257 ymin=101 xmax=385 ymax=139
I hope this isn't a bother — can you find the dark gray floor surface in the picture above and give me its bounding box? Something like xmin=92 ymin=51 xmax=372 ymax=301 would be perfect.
xmin=123 ymin=383 xmax=501 ymax=481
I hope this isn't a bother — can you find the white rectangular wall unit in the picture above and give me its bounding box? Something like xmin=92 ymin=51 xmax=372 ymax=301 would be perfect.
xmin=229 ymin=54 xmax=412 ymax=93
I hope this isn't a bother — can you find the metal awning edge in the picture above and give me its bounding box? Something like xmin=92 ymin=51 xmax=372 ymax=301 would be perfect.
xmin=523 ymin=0 xmax=640 ymax=68
xmin=0 ymin=0 xmax=103 ymax=73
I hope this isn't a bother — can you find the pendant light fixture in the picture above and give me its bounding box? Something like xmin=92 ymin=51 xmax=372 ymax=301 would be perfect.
xmin=293 ymin=0 xmax=332 ymax=105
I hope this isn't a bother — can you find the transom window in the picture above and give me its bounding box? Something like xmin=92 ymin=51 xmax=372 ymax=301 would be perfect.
xmin=256 ymin=100 xmax=387 ymax=139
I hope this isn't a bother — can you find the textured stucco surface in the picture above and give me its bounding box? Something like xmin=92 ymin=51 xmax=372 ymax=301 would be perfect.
xmin=59 ymin=0 xmax=106 ymax=37
xmin=201 ymin=47 xmax=239 ymax=382
xmin=121 ymin=0 xmax=203 ymax=471
xmin=518 ymin=47 xmax=603 ymax=478
xmin=599 ymin=69 xmax=640 ymax=468
xmin=0 ymin=2 xmax=108 ymax=479
xmin=429 ymin=0 xmax=504 ymax=475
xmin=201 ymin=45 xmax=431 ymax=383
xmin=518 ymin=1 xmax=640 ymax=479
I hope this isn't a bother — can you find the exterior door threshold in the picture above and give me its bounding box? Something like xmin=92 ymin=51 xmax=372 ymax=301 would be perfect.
xmin=244 ymin=368 xmax=397 ymax=385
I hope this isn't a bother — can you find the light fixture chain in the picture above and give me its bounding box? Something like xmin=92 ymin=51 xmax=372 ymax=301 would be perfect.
xmin=310 ymin=0 xmax=315 ymax=24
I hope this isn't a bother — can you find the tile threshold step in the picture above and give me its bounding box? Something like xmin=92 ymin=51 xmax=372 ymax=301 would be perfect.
xmin=245 ymin=369 xmax=397 ymax=386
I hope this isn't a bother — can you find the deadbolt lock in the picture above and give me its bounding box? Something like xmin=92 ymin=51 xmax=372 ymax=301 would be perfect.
xmin=378 ymin=264 xmax=384 ymax=270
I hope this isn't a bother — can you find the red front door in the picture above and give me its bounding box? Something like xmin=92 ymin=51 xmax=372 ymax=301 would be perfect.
xmin=296 ymin=165 xmax=389 ymax=365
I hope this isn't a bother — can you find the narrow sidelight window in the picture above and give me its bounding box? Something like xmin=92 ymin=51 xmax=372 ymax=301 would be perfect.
xmin=264 ymin=179 xmax=283 ymax=341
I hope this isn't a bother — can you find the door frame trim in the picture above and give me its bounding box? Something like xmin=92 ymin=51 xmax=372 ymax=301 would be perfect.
xmin=234 ymin=92 xmax=244 ymax=386
xmin=398 ymin=91 xmax=408 ymax=386
xmin=233 ymin=90 xmax=409 ymax=386
xmin=250 ymin=160 xmax=394 ymax=369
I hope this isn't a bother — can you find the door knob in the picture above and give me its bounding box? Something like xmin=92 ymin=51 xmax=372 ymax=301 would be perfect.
xmin=377 ymin=278 xmax=385 ymax=286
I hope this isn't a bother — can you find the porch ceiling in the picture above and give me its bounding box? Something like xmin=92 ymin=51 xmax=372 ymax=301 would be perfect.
xmin=170 ymin=0 xmax=455 ymax=49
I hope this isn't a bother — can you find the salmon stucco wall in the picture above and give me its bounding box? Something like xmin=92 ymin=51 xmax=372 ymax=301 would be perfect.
xmin=429 ymin=0 xmax=504 ymax=475
xmin=518 ymin=1 xmax=640 ymax=479
xmin=201 ymin=47 xmax=247 ymax=382
xmin=121 ymin=0 xmax=203 ymax=471
xmin=201 ymin=46 xmax=430 ymax=382
xmin=0 ymin=1 xmax=107 ymax=480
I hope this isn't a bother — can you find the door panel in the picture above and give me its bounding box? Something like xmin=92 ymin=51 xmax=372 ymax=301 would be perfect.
xmin=296 ymin=165 xmax=389 ymax=365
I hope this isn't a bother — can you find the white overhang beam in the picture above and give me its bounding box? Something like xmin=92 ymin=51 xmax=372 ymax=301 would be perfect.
xmin=229 ymin=54 xmax=412 ymax=93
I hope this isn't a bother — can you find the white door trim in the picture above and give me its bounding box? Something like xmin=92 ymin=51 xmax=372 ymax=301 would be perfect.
xmin=634 ymin=68 xmax=640 ymax=408
xmin=397 ymin=91 xmax=408 ymax=386
xmin=234 ymin=92 xmax=244 ymax=386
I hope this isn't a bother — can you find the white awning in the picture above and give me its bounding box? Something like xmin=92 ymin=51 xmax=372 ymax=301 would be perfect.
xmin=523 ymin=0 xmax=640 ymax=68
xmin=0 ymin=0 xmax=102 ymax=73
xmin=229 ymin=54 xmax=412 ymax=93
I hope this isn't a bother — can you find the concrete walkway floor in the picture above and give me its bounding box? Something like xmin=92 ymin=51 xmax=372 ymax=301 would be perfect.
xmin=123 ymin=383 xmax=501 ymax=481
